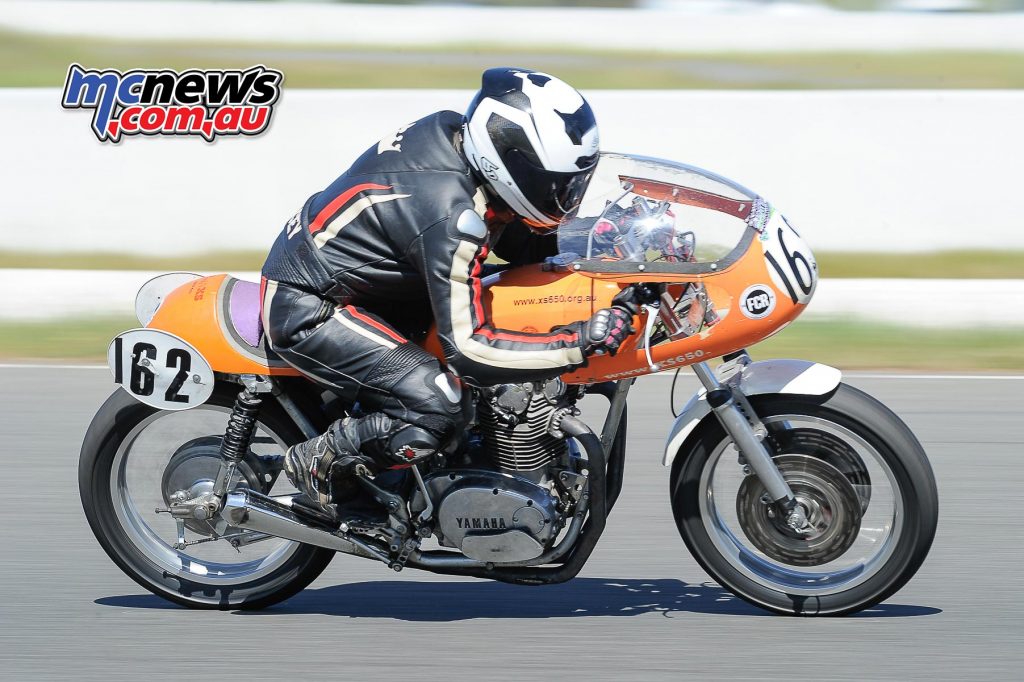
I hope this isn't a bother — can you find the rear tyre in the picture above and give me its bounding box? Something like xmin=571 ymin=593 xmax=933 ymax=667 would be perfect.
xmin=80 ymin=384 xmax=334 ymax=610
xmin=670 ymin=383 xmax=938 ymax=616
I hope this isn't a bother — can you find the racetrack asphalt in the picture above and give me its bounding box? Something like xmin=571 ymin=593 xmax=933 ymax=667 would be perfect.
xmin=0 ymin=367 xmax=1021 ymax=681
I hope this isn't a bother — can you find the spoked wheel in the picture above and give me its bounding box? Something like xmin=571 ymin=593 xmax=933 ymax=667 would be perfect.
xmin=670 ymin=383 xmax=938 ymax=616
xmin=80 ymin=385 xmax=334 ymax=610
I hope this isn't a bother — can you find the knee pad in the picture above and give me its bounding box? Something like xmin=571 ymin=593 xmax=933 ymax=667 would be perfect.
xmin=338 ymin=412 xmax=444 ymax=468
xmin=387 ymin=424 xmax=443 ymax=466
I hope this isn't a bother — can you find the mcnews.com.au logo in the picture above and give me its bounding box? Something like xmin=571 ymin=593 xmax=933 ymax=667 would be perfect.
xmin=61 ymin=64 xmax=283 ymax=143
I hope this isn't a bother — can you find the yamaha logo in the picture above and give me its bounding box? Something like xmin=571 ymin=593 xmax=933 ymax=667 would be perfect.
xmin=740 ymin=284 xmax=776 ymax=320
xmin=455 ymin=517 xmax=508 ymax=530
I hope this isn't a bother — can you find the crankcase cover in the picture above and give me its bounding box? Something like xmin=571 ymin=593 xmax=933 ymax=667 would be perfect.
xmin=431 ymin=471 xmax=560 ymax=557
xmin=462 ymin=530 xmax=543 ymax=563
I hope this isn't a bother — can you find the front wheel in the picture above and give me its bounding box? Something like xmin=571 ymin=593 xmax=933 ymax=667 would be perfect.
xmin=670 ymin=383 xmax=938 ymax=616
xmin=80 ymin=384 xmax=334 ymax=610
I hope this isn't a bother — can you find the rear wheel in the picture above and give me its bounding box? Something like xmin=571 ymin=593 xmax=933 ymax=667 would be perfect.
xmin=670 ymin=383 xmax=938 ymax=616
xmin=80 ymin=384 xmax=334 ymax=610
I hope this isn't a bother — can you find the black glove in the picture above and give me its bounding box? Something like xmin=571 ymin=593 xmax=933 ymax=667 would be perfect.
xmin=610 ymin=286 xmax=641 ymax=316
xmin=581 ymin=307 xmax=636 ymax=357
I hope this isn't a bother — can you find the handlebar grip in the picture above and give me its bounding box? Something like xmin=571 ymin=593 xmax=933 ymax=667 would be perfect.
xmin=611 ymin=286 xmax=641 ymax=316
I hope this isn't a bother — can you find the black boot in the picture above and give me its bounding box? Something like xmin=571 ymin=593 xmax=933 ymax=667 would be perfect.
xmin=283 ymin=421 xmax=372 ymax=512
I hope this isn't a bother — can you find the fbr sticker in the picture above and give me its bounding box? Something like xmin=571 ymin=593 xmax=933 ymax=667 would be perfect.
xmin=740 ymin=284 xmax=776 ymax=320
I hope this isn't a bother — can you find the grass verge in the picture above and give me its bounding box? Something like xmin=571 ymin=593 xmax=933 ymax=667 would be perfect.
xmin=4 ymin=29 xmax=1024 ymax=89
xmin=0 ymin=250 xmax=270 ymax=272
xmin=753 ymin=319 xmax=1023 ymax=371
xmin=815 ymin=250 xmax=1024 ymax=279
xmin=0 ymin=316 xmax=136 ymax=361
xmin=2 ymin=316 xmax=1020 ymax=371
xmin=1 ymin=249 xmax=1021 ymax=279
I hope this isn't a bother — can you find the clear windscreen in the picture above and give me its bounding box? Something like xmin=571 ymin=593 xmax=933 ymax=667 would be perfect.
xmin=556 ymin=153 xmax=764 ymax=270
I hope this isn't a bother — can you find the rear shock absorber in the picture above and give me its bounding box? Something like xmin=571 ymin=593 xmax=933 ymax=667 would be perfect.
xmin=212 ymin=386 xmax=264 ymax=498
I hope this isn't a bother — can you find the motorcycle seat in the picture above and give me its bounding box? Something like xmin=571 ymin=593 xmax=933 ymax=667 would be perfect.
xmin=224 ymin=278 xmax=265 ymax=349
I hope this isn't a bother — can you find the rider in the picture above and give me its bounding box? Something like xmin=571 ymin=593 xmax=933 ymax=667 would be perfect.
xmin=261 ymin=67 xmax=636 ymax=513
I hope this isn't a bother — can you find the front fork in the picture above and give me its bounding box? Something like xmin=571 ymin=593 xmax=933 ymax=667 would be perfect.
xmin=627 ymin=282 xmax=801 ymax=520
xmin=633 ymin=281 xmax=793 ymax=511
xmin=691 ymin=359 xmax=798 ymax=512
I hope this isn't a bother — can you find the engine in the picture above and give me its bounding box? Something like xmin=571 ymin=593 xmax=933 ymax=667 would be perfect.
xmin=477 ymin=380 xmax=570 ymax=473
xmin=411 ymin=379 xmax=585 ymax=563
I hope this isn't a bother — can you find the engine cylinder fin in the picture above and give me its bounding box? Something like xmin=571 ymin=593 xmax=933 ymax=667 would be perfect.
xmin=478 ymin=393 xmax=567 ymax=471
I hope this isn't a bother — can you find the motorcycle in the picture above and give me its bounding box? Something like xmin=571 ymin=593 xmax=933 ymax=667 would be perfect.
xmin=80 ymin=152 xmax=938 ymax=615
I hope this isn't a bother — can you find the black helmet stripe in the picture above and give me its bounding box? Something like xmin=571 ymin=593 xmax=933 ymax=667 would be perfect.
xmin=484 ymin=113 xmax=540 ymax=167
xmin=556 ymin=107 xmax=595 ymax=146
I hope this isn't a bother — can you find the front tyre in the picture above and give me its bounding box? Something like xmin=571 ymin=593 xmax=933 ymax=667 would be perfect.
xmin=670 ymin=383 xmax=938 ymax=616
xmin=80 ymin=385 xmax=334 ymax=610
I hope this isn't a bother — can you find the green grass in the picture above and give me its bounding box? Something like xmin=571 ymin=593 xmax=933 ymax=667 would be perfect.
xmin=0 ymin=250 xmax=270 ymax=272
xmin=1 ymin=315 xmax=1020 ymax=370
xmin=2 ymin=249 xmax=1020 ymax=279
xmin=4 ymin=29 xmax=1024 ymax=89
xmin=815 ymin=250 xmax=1024 ymax=279
xmin=755 ymin=318 xmax=1024 ymax=371
xmin=0 ymin=316 xmax=135 ymax=361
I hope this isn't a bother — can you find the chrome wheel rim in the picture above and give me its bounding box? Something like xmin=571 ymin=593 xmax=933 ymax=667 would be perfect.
xmin=110 ymin=406 xmax=300 ymax=586
xmin=699 ymin=414 xmax=903 ymax=596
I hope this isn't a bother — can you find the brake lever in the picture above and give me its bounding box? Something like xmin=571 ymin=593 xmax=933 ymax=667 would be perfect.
xmin=640 ymin=303 xmax=661 ymax=372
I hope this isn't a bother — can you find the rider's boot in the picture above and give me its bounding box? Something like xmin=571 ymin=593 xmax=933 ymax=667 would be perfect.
xmin=285 ymin=413 xmax=444 ymax=516
xmin=283 ymin=420 xmax=373 ymax=515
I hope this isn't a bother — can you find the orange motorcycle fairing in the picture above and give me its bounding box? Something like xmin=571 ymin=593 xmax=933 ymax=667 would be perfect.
xmin=420 ymin=230 xmax=811 ymax=385
xmin=562 ymin=232 xmax=807 ymax=384
xmin=419 ymin=264 xmax=624 ymax=361
xmin=145 ymin=274 xmax=300 ymax=377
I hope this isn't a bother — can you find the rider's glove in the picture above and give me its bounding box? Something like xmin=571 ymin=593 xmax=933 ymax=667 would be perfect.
xmin=581 ymin=307 xmax=636 ymax=357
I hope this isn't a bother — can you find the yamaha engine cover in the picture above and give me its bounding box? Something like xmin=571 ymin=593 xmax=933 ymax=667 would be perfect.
xmin=423 ymin=470 xmax=561 ymax=563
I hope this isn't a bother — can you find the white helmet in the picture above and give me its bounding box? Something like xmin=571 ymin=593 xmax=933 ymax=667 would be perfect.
xmin=462 ymin=68 xmax=600 ymax=231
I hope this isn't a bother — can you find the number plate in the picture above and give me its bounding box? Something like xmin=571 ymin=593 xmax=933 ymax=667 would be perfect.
xmin=107 ymin=329 xmax=215 ymax=410
xmin=760 ymin=210 xmax=818 ymax=305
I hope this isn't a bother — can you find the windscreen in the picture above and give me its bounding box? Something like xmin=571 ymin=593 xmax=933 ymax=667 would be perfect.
xmin=556 ymin=153 xmax=764 ymax=273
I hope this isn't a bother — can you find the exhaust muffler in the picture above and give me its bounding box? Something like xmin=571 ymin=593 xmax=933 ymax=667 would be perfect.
xmin=221 ymin=490 xmax=387 ymax=562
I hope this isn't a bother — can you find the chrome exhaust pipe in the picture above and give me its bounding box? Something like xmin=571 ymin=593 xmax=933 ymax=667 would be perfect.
xmin=221 ymin=490 xmax=388 ymax=562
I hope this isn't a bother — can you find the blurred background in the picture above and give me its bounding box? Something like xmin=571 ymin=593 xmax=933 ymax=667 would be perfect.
xmin=0 ymin=0 xmax=1021 ymax=369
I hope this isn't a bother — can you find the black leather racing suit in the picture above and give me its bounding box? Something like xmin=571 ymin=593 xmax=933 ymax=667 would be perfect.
xmin=261 ymin=110 xmax=586 ymax=470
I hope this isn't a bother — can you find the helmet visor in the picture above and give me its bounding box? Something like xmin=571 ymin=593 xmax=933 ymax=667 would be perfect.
xmin=504 ymin=149 xmax=597 ymax=225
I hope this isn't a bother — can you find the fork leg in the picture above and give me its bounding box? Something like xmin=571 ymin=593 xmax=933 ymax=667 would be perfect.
xmin=691 ymin=362 xmax=794 ymax=503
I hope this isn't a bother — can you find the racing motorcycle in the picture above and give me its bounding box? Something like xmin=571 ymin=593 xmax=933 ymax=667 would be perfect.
xmin=80 ymin=153 xmax=938 ymax=616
